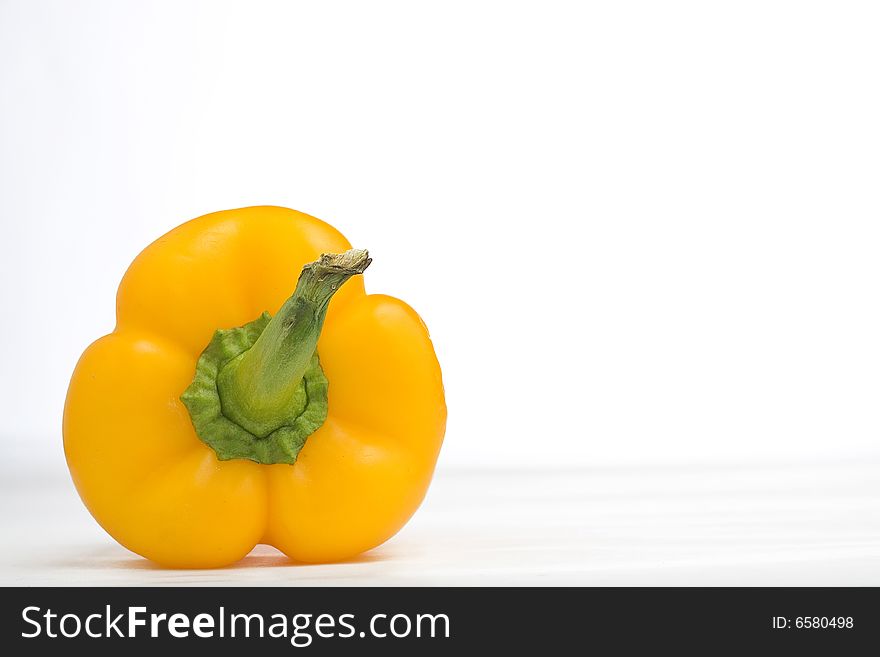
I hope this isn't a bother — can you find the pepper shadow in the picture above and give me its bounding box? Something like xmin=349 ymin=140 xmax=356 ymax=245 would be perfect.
xmin=49 ymin=543 xmax=392 ymax=575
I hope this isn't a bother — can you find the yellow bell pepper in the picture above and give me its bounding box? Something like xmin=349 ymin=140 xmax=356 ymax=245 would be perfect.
xmin=63 ymin=206 xmax=446 ymax=567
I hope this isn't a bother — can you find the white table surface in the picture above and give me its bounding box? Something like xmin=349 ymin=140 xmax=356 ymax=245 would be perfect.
xmin=2 ymin=460 xmax=879 ymax=586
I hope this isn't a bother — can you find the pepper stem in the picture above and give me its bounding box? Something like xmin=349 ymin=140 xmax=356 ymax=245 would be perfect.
xmin=216 ymin=249 xmax=371 ymax=438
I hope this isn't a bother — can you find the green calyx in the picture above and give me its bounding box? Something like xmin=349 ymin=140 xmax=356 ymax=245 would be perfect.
xmin=181 ymin=249 xmax=371 ymax=465
xmin=180 ymin=313 xmax=329 ymax=464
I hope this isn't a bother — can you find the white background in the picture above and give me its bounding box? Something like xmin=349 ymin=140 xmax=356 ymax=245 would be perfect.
xmin=2 ymin=1 xmax=880 ymax=474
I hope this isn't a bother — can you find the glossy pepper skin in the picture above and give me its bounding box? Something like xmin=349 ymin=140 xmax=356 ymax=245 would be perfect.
xmin=63 ymin=206 xmax=446 ymax=567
